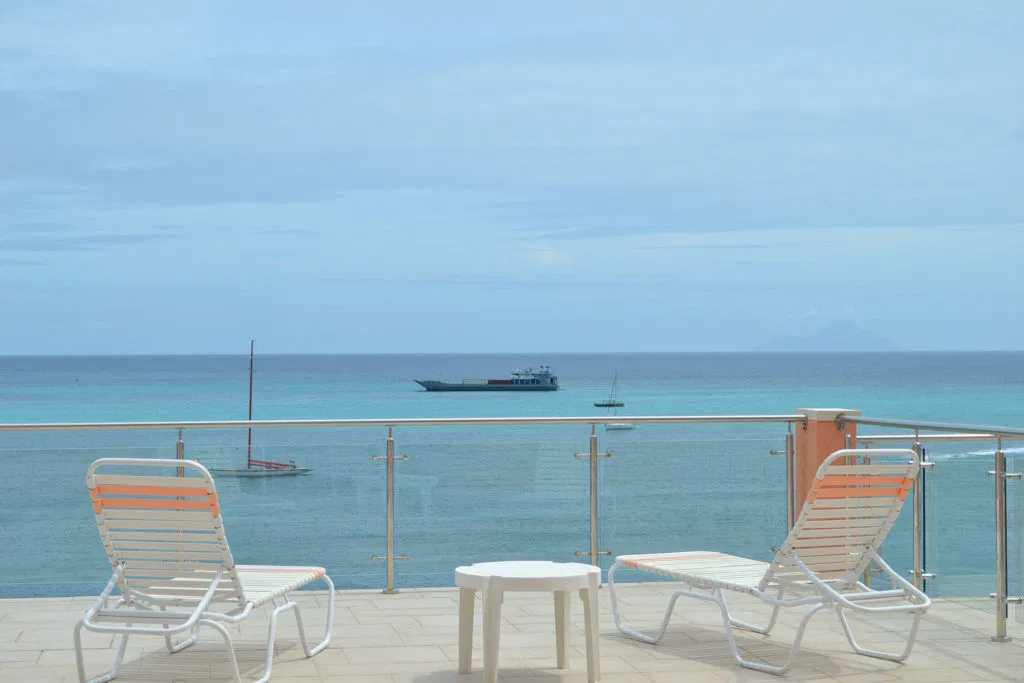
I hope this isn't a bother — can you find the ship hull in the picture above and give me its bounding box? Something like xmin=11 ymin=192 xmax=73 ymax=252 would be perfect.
xmin=416 ymin=381 xmax=557 ymax=392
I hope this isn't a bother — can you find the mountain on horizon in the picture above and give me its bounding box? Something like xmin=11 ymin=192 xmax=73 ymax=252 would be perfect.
xmin=755 ymin=320 xmax=903 ymax=352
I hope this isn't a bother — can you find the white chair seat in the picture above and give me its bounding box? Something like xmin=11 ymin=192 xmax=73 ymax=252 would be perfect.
xmin=236 ymin=565 xmax=328 ymax=606
xmin=617 ymin=552 xmax=769 ymax=593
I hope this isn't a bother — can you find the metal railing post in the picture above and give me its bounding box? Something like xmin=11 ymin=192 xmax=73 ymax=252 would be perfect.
xmin=176 ymin=429 xmax=184 ymax=477
xmin=905 ymin=432 xmax=937 ymax=591
xmin=786 ymin=426 xmax=795 ymax=530
xmin=575 ymin=425 xmax=610 ymax=568
xmin=859 ymin=444 xmax=875 ymax=589
xmin=372 ymin=426 xmax=408 ymax=593
xmin=912 ymin=432 xmax=924 ymax=591
xmin=988 ymin=438 xmax=1023 ymax=640
xmin=589 ymin=427 xmax=599 ymax=566
xmin=992 ymin=439 xmax=1010 ymax=641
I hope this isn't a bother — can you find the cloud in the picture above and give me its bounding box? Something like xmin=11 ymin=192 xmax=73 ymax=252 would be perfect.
xmin=0 ymin=256 xmax=41 ymax=266
xmin=252 ymin=227 xmax=317 ymax=236
xmin=522 ymin=245 xmax=571 ymax=266
xmin=316 ymin=273 xmax=645 ymax=290
xmin=0 ymin=229 xmax=182 ymax=253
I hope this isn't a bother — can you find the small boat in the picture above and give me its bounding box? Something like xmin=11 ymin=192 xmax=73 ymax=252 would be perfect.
xmin=594 ymin=373 xmax=625 ymax=407
xmin=604 ymin=404 xmax=636 ymax=431
xmin=208 ymin=341 xmax=311 ymax=477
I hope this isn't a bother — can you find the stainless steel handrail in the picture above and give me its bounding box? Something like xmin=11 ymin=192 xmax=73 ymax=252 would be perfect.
xmin=840 ymin=415 xmax=1024 ymax=438
xmin=858 ymin=433 xmax=1023 ymax=444
xmin=0 ymin=414 xmax=804 ymax=432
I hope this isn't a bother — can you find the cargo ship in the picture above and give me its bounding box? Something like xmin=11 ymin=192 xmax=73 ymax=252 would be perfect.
xmin=415 ymin=366 xmax=559 ymax=391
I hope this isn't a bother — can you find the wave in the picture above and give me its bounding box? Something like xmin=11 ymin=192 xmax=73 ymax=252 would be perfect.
xmin=926 ymin=445 xmax=1024 ymax=461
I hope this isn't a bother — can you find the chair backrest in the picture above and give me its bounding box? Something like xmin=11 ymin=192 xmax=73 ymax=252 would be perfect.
xmin=762 ymin=448 xmax=918 ymax=590
xmin=86 ymin=458 xmax=245 ymax=607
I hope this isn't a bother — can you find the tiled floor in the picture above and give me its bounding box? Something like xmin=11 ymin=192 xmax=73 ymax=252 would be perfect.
xmin=1 ymin=583 xmax=1022 ymax=682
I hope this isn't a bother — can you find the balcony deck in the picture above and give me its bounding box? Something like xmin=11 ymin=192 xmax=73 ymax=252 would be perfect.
xmin=2 ymin=583 xmax=1021 ymax=683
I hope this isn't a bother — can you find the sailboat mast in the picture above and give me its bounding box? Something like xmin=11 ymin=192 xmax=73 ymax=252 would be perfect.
xmin=247 ymin=340 xmax=254 ymax=469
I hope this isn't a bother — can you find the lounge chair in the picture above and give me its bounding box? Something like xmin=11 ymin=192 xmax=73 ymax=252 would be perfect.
xmin=75 ymin=458 xmax=335 ymax=683
xmin=608 ymin=448 xmax=930 ymax=674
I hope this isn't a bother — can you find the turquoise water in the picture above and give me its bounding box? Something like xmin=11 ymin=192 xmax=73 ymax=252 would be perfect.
xmin=0 ymin=353 xmax=1021 ymax=598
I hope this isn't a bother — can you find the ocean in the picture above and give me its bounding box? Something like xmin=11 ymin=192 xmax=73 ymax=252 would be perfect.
xmin=0 ymin=352 xmax=1021 ymax=600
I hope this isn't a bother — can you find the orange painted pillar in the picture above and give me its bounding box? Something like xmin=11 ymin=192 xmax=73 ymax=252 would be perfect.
xmin=794 ymin=408 xmax=860 ymax=515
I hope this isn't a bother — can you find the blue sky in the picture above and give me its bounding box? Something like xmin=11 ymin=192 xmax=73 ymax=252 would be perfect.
xmin=1 ymin=1 xmax=1022 ymax=354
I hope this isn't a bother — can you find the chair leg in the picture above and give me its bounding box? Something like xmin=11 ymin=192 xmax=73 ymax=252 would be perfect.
xmin=458 ymin=587 xmax=476 ymax=673
xmin=836 ymin=605 xmax=924 ymax=662
xmin=608 ymin=560 xmax=687 ymax=644
xmin=580 ymin=571 xmax=601 ymax=683
xmin=75 ymin=620 xmax=130 ymax=683
xmin=162 ymin=606 xmax=200 ymax=653
xmin=293 ymin=574 xmax=335 ymax=657
xmin=714 ymin=591 xmax=827 ymax=675
xmin=482 ymin=575 xmax=504 ymax=683
xmin=720 ymin=588 xmax=783 ymax=635
xmin=200 ymin=619 xmax=243 ymax=683
xmin=252 ymin=577 xmax=337 ymax=683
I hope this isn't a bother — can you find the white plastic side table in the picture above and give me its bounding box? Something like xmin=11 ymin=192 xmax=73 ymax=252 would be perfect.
xmin=455 ymin=561 xmax=601 ymax=683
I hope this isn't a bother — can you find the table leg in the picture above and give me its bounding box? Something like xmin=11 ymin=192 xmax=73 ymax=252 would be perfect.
xmin=458 ymin=587 xmax=475 ymax=674
xmin=554 ymin=590 xmax=570 ymax=669
xmin=580 ymin=572 xmax=601 ymax=683
xmin=482 ymin=576 xmax=503 ymax=683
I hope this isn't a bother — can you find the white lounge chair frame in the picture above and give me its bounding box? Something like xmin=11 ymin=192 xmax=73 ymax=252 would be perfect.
xmin=75 ymin=458 xmax=335 ymax=683
xmin=608 ymin=448 xmax=930 ymax=674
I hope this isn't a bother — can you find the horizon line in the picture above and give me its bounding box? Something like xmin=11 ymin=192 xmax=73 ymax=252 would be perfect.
xmin=2 ymin=349 xmax=1023 ymax=358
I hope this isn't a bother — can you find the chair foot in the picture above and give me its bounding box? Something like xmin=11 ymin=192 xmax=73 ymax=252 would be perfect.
xmin=200 ymin=619 xmax=244 ymax=683
xmin=295 ymin=574 xmax=335 ymax=657
xmin=75 ymin=621 xmax=129 ymax=683
xmin=608 ymin=561 xmax=681 ymax=645
xmin=715 ymin=591 xmax=828 ymax=675
xmin=721 ymin=589 xmax=783 ymax=636
xmin=836 ymin=606 xmax=922 ymax=662
xmin=165 ymin=628 xmax=199 ymax=653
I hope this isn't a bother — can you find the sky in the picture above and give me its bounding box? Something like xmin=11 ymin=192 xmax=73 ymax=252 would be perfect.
xmin=1 ymin=1 xmax=1022 ymax=354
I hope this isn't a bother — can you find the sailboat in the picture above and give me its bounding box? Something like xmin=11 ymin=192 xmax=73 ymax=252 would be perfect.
xmin=208 ymin=341 xmax=312 ymax=477
xmin=596 ymin=372 xmax=635 ymax=430
xmin=594 ymin=373 xmax=625 ymax=407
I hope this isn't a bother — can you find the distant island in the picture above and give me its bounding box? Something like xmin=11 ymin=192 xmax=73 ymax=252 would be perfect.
xmin=755 ymin=320 xmax=903 ymax=352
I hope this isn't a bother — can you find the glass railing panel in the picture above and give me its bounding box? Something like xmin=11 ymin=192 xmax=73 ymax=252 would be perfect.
xmin=867 ymin=449 xmax=915 ymax=586
xmin=189 ymin=442 xmax=385 ymax=590
xmin=598 ymin=434 xmax=788 ymax=580
xmin=921 ymin=443 xmax=998 ymax=611
xmin=0 ymin=444 xmax=176 ymax=598
xmin=0 ymin=441 xmax=385 ymax=598
xmin=393 ymin=428 xmax=590 ymax=588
